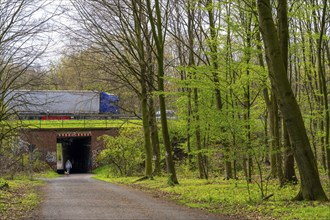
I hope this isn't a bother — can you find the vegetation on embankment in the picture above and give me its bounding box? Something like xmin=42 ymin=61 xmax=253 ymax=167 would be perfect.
xmin=0 ymin=168 xmax=59 ymax=220
xmin=19 ymin=119 xmax=142 ymax=129
xmin=0 ymin=176 xmax=44 ymax=220
xmin=93 ymin=166 xmax=330 ymax=220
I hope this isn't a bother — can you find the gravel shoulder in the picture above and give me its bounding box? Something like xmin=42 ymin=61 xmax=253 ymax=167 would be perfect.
xmin=39 ymin=174 xmax=242 ymax=220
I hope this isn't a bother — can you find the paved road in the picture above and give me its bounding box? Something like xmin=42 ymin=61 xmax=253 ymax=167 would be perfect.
xmin=40 ymin=174 xmax=238 ymax=220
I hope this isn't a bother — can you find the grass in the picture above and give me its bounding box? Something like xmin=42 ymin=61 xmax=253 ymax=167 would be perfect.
xmin=35 ymin=170 xmax=61 ymax=179
xmin=15 ymin=119 xmax=142 ymax=129
xmin=0 ymin=168 xmax=60 ymax=220
xmin=0 ymin=175 xmax=45 ymax=220
xmin=93 ymin=168 xmax=330 ymax=220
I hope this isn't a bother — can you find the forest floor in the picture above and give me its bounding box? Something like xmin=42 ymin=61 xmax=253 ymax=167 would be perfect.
xmin=0 ymin=176 xmax=44 ymax=220
xmin=94 ymin=168 xmax=330 ymax=220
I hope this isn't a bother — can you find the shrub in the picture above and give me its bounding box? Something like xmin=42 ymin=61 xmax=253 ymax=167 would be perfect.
xmin=97 ymin=128 xmax=144 ymax=176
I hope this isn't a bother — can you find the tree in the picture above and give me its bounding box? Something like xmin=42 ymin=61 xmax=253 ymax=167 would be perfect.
xmin=313 ymin=0 xmax=329 ymax=179
xmin=146 ymin=0 xmax=179 ymax=184
xmin=257 ymin=0 xmax=328 ymax=201
xmin=0 ymin=0 xmax=55 ymax=175
xmin=71 ymin=0 xmax=161 ymax=178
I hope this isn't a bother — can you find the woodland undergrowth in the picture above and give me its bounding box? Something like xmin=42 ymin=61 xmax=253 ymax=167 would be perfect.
xmin=94 ymin=166 xmax=330 ymax=220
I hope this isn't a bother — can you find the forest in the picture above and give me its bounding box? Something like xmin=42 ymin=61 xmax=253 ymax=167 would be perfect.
xmin=0 ymin=0 xmax=329 ymax=218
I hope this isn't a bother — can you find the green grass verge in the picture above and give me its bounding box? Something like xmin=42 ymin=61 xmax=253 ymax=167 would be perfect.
xmin=15 ymin=119 xmax=142 ymax=129
xmin=0 ymin=176 xmax=44 ymax=220
xmin=35 ymin=170 xmax=61 ymax=179
xmin=93 ymin=170 xmax=330 ymax=220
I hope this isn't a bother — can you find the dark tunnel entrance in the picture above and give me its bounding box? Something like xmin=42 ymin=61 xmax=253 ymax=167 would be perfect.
xmin=57 ymin=136 xmax=91 ymax=174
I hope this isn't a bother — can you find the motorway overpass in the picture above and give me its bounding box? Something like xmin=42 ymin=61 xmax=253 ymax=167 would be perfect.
xmin=20 ymin=127 xmax=119 ymax=173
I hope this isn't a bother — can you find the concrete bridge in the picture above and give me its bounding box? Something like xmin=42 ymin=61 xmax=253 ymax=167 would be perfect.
xmin=20 ymin=128 xmax=119 ymax=173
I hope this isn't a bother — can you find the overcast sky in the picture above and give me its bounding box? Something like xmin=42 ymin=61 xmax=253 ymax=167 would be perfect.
xmin=33 ymin=0 xmax=75 ymax=69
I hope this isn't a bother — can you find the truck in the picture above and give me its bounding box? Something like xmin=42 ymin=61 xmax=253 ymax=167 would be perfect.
xmin=7 ymin=90 xmax=120 ymax=119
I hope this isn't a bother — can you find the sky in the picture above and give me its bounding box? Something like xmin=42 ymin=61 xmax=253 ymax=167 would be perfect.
xmin=32 ymin=0 xmax=75 ymax=69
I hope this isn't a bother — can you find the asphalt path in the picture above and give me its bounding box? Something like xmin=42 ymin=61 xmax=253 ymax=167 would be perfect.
xmin=40 ymin=174 xmax=240 ymax=220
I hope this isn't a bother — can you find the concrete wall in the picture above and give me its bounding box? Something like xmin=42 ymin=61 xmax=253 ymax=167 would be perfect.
xmin=20 ymin=128 xmax=118 ymax=171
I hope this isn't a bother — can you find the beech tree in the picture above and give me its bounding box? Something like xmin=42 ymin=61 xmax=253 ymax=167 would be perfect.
xmin=145 ymin=0 xmax=179 ymax=184
xmin=257 ymin=0 xmax=328 ymax=201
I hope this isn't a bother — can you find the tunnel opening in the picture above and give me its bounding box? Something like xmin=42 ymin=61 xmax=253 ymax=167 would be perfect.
xmin=57 ymin=136 xmax=91 ymax=174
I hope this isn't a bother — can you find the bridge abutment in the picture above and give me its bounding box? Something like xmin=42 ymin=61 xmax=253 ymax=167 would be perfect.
xmin=20 ymin=128 xmax=118 ymax=173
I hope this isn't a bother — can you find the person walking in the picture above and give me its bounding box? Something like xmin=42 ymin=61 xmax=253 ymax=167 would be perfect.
xmin=65 ymin=160 xmax=72 ymax=175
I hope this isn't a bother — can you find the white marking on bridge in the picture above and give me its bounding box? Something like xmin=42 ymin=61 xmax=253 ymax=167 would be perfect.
xmin=57 ymin=132 xmax=92 ymax=137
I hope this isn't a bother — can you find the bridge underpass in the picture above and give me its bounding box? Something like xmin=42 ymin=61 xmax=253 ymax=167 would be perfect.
xmin=57 ymin=136 xmax=91 ymax=173
xmin=21 ymin=128 xmax=118 ymax=173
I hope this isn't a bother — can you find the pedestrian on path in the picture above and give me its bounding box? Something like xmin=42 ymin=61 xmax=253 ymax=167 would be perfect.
xmin=65 ymin=160 xmax=72 ymax=174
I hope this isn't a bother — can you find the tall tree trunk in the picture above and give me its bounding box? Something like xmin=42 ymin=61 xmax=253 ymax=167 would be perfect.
xmin=187 ymin=89 xmax=193 ymax=165
xmin=193 ymin=86 xmax=206 ymax=179
xmin=283 ymin=122 xmax=297 ymax=184
xmin=314 ymin=0 xmax=329 ymax=179
xmin=257 ymin=29 xmax=272 ymax=168
xmin=271 ymin=92 xmax=285 ymax=186
xmin=146 ymin=31 xmax=161 ymax=176
xmin=133 ymin=0 xmax=153 ymax=178
xmin=206 ymin=0 xmax=232 ymax=179
xmin=185 ymin=0 xmax=196 ymax=166
xmin=223 ymin=2 xmax=234 ymax=180
xmin=276 ymin=0 xmax=289 ymax=186
xmin=325 ymin=42 xmax=330 ymax=175
xmin=244 ymin=9 xmax=254 ymax=183
xmin=141 ymin=83 xmax=153 ymax=177
xmin=269 ymin=93 xmax=277 ymax=178
xmin=148 ymin=92 xmax=161 ymax=175
xmin=257 ymin=0 xmax=328 ymax=201
xmin=188 ymin=1 xmax=206 ymax=179
xmin=146 ymin=0 xmax=178 ymax=184
xmin=174 ymin=0 xmax=192 ymax=166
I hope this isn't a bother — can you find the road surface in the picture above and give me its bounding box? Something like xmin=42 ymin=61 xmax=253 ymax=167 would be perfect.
xmin=40 ymin=174 xmax=240 ymax=220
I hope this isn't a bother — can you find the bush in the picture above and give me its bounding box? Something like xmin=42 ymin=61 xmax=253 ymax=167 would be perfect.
xmin=0 ymin=178 xmax=9 ymax=190
xmin=32 ymin=159 xmax=52 ymax=172
xmin=97 ymin=128 xmax=144 ymax=176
